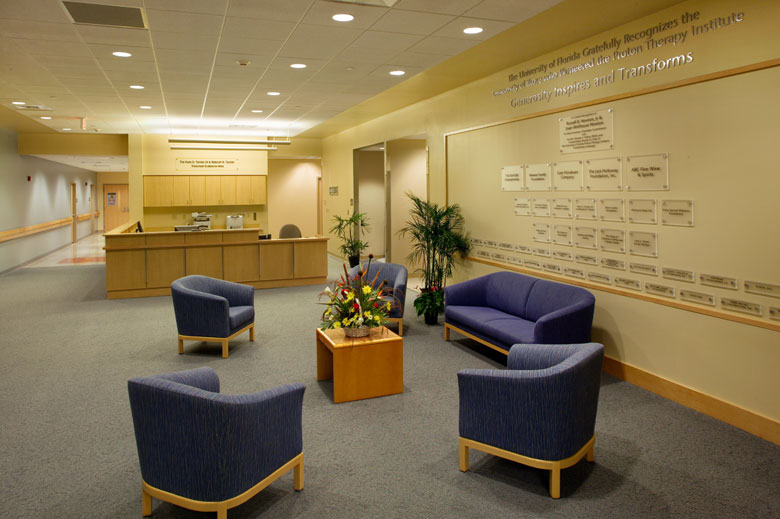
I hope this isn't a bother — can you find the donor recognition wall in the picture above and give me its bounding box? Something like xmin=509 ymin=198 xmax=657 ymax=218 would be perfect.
xmin=447 ymin=1 xmax=779 ymax=328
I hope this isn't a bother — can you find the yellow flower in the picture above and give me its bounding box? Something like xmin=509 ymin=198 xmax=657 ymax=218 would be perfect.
xmin=386 ymin=302 xmax=391 ymax=311
xmin=342 ymin=318 xmax=349 ymax=326
xmin=374 ymin=315 xmax=381 ymax=322
xmin=364 ymin=311 xmax=372 ymax=319
xmin=346 ymin=291 xmax=354 ymax=301
xmin=362 ymin=285 xmax=371 ymax=295
xmin=333 ymin=322 xmax=341 ymax=329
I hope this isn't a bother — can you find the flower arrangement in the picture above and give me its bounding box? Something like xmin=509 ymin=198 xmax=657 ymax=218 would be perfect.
xmin=319 ymin=256 xmax=391 ymax=336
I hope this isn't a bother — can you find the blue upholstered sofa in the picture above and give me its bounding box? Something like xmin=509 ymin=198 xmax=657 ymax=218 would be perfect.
xmin=444 ymin=272 xmax=595 ymax=354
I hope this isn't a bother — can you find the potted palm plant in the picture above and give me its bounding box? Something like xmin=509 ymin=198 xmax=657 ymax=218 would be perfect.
xmin=330 ymin=211 xmax=370 ymax=267
xmin=398 ymin=193 xmax=470 ymax=324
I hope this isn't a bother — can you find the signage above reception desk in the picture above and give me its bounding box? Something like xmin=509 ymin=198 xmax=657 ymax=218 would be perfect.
xmin=176 ymin=158 xmax=239 ymax=171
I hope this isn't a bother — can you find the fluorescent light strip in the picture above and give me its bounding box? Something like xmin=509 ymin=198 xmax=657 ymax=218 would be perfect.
xmin=170 ymin=145 xmax=278 ymax=151
xmin=168 ymin=138 xmax=291 ymax=145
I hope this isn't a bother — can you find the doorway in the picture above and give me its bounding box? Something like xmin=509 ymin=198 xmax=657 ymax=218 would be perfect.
xmin=104 ymin=184 xmax=129 ymax=232
xmin=70 ymin=182 xmax=77 ymax=243
xmin=354 ymin=144 xmax=386 ymax=258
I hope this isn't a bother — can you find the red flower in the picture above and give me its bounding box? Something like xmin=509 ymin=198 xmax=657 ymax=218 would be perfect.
xmin=353 ymin=303 xmax=360 ymax=310
xmin=374 ymin=302 xmax=379 ymax=308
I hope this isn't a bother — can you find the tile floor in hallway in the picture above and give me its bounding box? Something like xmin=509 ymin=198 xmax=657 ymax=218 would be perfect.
xmin=22 ymin=232 xmax=106 ymax=269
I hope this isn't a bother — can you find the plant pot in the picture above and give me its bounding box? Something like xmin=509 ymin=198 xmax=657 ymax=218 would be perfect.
xmin=348 ymin=255 xmax=360 ymax=268
xmin=344 ymin=325 xmax=370 ymax=338
xmin=424 ymin=311 xmax=439 ymax=325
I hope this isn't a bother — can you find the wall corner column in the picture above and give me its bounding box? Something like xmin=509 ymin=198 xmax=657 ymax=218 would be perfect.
xmin=128 ymin=134 xmax=143 ymax=224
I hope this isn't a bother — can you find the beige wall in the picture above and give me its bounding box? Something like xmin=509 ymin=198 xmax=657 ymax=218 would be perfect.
xmin=267 ymin=159 xmax=320 ymax=238
xmin=356 ymin=150 xmax=385 ymax=257
xmin=319 ymin=0 xmax=780 ymax=427
xmin=96 ymin=171 xmax=128 ymax=231
xmin=386 ymin=139 xmax=426 ymax=268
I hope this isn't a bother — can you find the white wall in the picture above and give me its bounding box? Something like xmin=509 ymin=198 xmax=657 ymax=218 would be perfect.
xmin=268 ymin=159 xmax=320 ymax=238
xmin=356 ymin=150 xmax=385 ymax=257
xmin=0 ymin=128 xmax=97 ymax=273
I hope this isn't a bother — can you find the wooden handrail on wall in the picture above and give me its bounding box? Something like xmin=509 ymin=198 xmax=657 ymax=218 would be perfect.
xmin=0 ymin=212 xmax=99 ymax=244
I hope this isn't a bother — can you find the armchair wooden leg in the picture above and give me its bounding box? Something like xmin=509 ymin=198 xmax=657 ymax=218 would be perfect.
xmin=444 ymin=325 xmax=450 ymax=341
xmin=222 ymin=340 xmax=229 ymax=359
xmin=586 ymin=442 xmax=595 ymax=462
xmin=249 ymin=324 xmax=255 ymax=341
xmin=459 ymin=438 xmax=469 ymax=472
xmin=142 ymin=489 xmax=152 ymax=516
xmin=177 ymin=338 xmax=183 ymax=354
xmin=398 ymin=320 xmax=403 ymax=336
xmin=549 ymin=464 xmax=561 ymax=499
xmin=294 ymin=456 xmax=304 ymax=491
xmin=217 ymin=507 xmax=227 ymax=519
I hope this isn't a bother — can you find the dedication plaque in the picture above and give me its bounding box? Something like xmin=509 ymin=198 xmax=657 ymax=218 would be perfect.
xmin=744 ymin=281 xmax=780 ymax=299
xmin=564 ymin=267 xmax=586 ymax=279
xmin=544 ymin=263 xmax=562 ymax=273
xmin=574 ymin=199 xmax=597 ymax=220
xmin=498 ymin=242 xmax=514 ymax=251
xmin=600 ymin=228 xmax=625 ymax=253
xmin=533 ymin=199 xmax=551 ymax=217
xmin=629 ymin=231 xmax=658 ymax=257
xmin=484 ymin=240 xmax=498 ymax=248
xmin=525 ymin=163 xmax=552 ymax=191
xmin=586 ymin=157 xmax=622 ymax=191
xmin=588 ymin=272 xmax=612 ymax=285
xmin=501 ymin=165 xmax=524 ymax=191
xmin=553 ymin=225 xmax=573 ymax=246
xmin=576 ymin=254 xmax=598 ymax=265
xmin=514 ymin=197 xmax=531 ymax=216
xmin=645 ymin=282 xmax=676 ymax=298
xmin=552 ymin=161 xmax=584 ymax=191
xmin=599 ymin=199 xmax=625 ymax=222
xmin=574 ymin=226 xmax=597 ymax=249
xmin=680 ymin=289 xmax=716 ymax=306
xmin=630 ymin=262 xmax=658 ymax=276
xmin=476 ymin=250 xmax=490 ymax=258
xmin=533 ymin=223 xmax=551 ymax=243
xmin=662 ymin=267 xmax=695 ymax=283
xmin=470 ymin=238 xmax=484 ymax=246
xmin=662 ymin=200 xmax=694 ymax=226
xmin=625 ymin=154 xmax=669 ymax=191
xmin=721 ymin=298 xmax=762 ymax=317
xmin=506 ymin=255 xmax=524 ymax=266
xmin=515 ymin=244 xmax=532 ymax=254
xmin=615 ymin=277 xmax=642 ymax=290
xmin=559 ymin=109 xmax=614 ymax=153
xmin=601 ymin=257 xmax=626 ymax=270
xmin=552 ymin=199 xmax=573 ymax=218
xmin=769 ymin=307 xmax=780 ymax=321
xmin=525 ymin=259 xmax=542 ymax=270
xmin=628 ymin=199 xmax=657 ymax=224
xmin=700 ymin=274 xmax=738 ymax=290
xmin=553 ymin=250 xmax=573 ymax=261
xmin=533 ymin=247 xmax=551 ymax=257
xmin=490 ymin=252 xmax=506 ymax=262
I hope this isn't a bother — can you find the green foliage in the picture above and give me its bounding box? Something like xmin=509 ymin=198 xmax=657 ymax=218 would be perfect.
xmin=330 ymin=211 xmax=370 ymax=258
xmin=319 ymin=260 xmax=390 ymax=330
xmin=413 ymin=287 xmax=445 ymax=316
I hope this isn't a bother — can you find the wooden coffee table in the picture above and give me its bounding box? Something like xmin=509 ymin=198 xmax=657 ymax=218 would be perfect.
xmin=316 ymin=326 xmax=403 ymax=403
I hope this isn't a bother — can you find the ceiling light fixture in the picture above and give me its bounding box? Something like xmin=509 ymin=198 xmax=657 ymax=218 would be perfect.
xmin=251 ymin=109 xmax=264 ymax=113
xmin=139 ymin=105 xmax=152 ymax=109
xmin=332 ymin=13 xmax=354 ymax=22
xmin=168 ymin=138 xmax=291 ymax=146
xmin=170 ymin=145 xmax=278 ymax=151
xmin=290 ymin=63 xmax=307 ymax=69
xmin=129 ymin=85 xmax=144 ymax=89
xmin=267 ymin=91 xmax=280 ymax=96
xmin=62 ymin=128 xmax=72 ymax=131
xmin=463 ymin=27 xmax=483 ymax=34
xmin=40 ymin=116 xmax=52 ymax=120
xmin=389 ymin=70 xmax=405 ymax=76
xmin=12 ymin=101 xmax=25 ymax=105
xmin=112 ymin=51 xmax=132 ymax=57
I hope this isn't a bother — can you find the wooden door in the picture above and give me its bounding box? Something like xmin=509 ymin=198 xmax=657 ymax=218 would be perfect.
xmin=235 ymin=176 xmax=252 ymax=205
xmin=204 ymin=176 xmax=221 ymax=205
xmin=220 ymin=175 xmax=237 ymax=205
xmin=172 ymin=176 xmax=190 ymax=206
xmin=70 ymin=182 xmax=77 ymax=242
xmin=104 ymin=184 xmax=129 ymax=232
xmin=250 ymin=175 xmax=267 ymax=204
xmin=189 ymin=176 xmax=206 ymax=206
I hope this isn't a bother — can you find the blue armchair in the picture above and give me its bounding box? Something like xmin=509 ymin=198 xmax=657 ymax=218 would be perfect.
xmin=128 ymin=367 xmax=305 ymax=518
xmin=171 ymin=275 xmax=255 ymax=358
xmin=457 ymin=342 xmax=604 ymax=498
xmin=349 ymin=261 xmax=408 ymax=335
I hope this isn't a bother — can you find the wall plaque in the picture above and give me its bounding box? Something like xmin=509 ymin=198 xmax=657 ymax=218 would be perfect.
xmin=662 ymin=200 xmax=694 ymax=226
xmin=625 ymin=154 xmax=669 ymax=191
xmin=601 ymin=257 xmax=626 ymax=270
xmin=525 ymin=163 xmax=551 ymax=191
xmin=769 ymin=306 xmax=780 ymax=321
xmin=600 ymin=228 xmax=625 ymax=253
xmin=484 ymin=240 xmax=498 ymax=248
xmin=176 ymin=158 xmax=239 ymax=171
xmin=525 ymin=259 xmax=542 ymax=270
xmin=574 ymin=227 xmax=597 ymax=249
xmin=498 ymin=242 xmax=514 ymax=251
xmin=586 ymin=157 xmax=622 ymax=191
xmin=721 ymin=298 xmax=762 ymax=317
xmin=533 ymin=247 xmax=551 ymax=257
xmin=588 ymin=272 xmax=612 ymax=284
xmin=700 ymin=274 xmax=738 ymax=290
xmin=615 ymin=277 xmax=642 ymax=290
xmin=628 ymin=199 xmax=657 ymax=224
xmin=544 ymin=263 xmax=562 ymax=273
xmin=645 ymin=282 xmax=676 ymax=298
xmin=515 ymin=244 xmax=532 ymax=254
xmin=576 ymin=254 xmax=598 ymax=265
xmin=491 ymin=252 xmax=506 ymax=261
xmin=552 ymin=161 xmax=584 ymax=191
xmin=564 ymin=267 xmax=586 ymax=279
xmin=514 ymin=197 xmax=531 ymax=216
xmin=533 ymin=223 xmax=550 ymax=243
xmin=744 ymin=281 xmax=780 ymax=299
xmin=552 ymin=199 xmax=573 ymax=218
xmin=553 ymin=250 xmax=573 ymax=261
xmin=506 ymin=255 xmax=524 ymax=266
xmin=471 ymin=238 xmax=484 ymax=246
xmin=501 ymin=165 xmax=524 ymax=191
xmin=599 ymin=199 xmax=625 ymax=222
xmin=629 ymin=231 xmax=658 ymax=257
xmin=574 ymin=199 xmax=597 ymax=220
xmin=662 ymin=267 xmax=695 ymax=283
xmin=553 ymin=225 xmax=573 ymax=246
xmin=476 ymin=250 xmax=490 ymax=258
xmin=680 ymin=289 xmax=716 ymax=306
xmin=533 ymin=199 xmax=551 ymax=217
xmin=560 ymin=109 xmax=613 ymax=153
xmin=630 ymin=262 xmax=658 ymax=276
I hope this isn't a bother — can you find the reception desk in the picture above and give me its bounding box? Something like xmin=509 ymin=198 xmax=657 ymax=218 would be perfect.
xmin=104 ymin=222 xmax=328 ymax=299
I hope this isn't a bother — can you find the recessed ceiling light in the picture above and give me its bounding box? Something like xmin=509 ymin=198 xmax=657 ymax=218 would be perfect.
xmin=389 ymin=70 xmax=405 ymax=76
xmin=40 ymin=116 xmax=52 ymax=120
xmin=12 ymin=101 xmax=25 ymax=105
xmin=112 ymin=51 xmax=132 ymax=57
xmin=332 ymin=13 xmax=354 ymax=22
xmin=463 ymin=27 xmax=483 ymax=34
xmin=251 ymin=109 xmax=264 ymax=113
xmin=129 ymin=85 xmax=144 ymax=89
xmin=290 ymin=63 xmax=307 ymax=69
xmin=139 ymin=105 xmax=152 ymax=109
xmin=62 ymin=128 xmax=71 ymax=131
xmin=267 ymin=91 xmax=280 ymax=96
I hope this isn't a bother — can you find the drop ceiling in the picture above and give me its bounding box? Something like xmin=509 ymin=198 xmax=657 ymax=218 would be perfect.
xmin=0 ymin=0 xmax=564 ymax=138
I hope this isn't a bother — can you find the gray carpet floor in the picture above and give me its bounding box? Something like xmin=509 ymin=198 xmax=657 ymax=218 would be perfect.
xmin=1 ymin=258 xmax=778 ymax=519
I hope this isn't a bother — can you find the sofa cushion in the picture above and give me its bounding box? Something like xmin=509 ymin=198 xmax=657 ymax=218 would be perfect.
xmin=228 ymin=305 xmax=254 ymax=331
xmin=446 ymin=305 xmax=535 ymax=345
xmin=524 ymin=278 xmax=590 ymax=322
xmin=484 ymin=272 xmax=537 ymax=318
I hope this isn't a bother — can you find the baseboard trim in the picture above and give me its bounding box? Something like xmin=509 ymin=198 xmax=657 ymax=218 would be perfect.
xmin=603 ymin=356 xmax=780 ymax=446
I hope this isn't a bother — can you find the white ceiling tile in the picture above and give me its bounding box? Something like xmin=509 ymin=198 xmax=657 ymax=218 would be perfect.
xmin=222 ymin=17 xmax=297 ymax=41
xmin=371 ymin=9 xmax=453 ymax=35
xmin=145 ymin=9 xmax=223 ymax=35
xmin=408 ymin=35 xmax=477 ymax=56
xmin=464 ymin=0 xmax=563 ymax=23
xmin=389 ymin=50 xmax=449 ymax=68
xmin=432 ymin=17 xmax=515 ymax=40
xmin=144 ymin=0 xmax=228 ymax=15
xmin=0 ymin=20 xmax=81 ymax=41
xmin=302 ymin=1 xmax=388 ymax=29
xmin=103 ymin=69 xmax=160 ymax=82
xmin=392 ymin=0 xmax=481 ymax=16
xmin=279 ymin=24 xmax=363 ymax=60
xmin=0 ymin=0 xmax=71 ymax=23
xmin=351 ymin=30 xmax=423 ymax=51
xmin=338 ymin=45 xmax=399 ymax=64
xmin=217 ymin=37 xmax=285 ymax=56
xmin=89 ymin=43 xmax=156 ymax=61
xmin=227 ymin=0 xmax=311 ymax=22
xmin=150 ymin=31 xmax=219 ymax=51
xmin=76 ymin=25 xmax=151 ymax=46
xmin=214 ymin=53 xmax=273 ymax=69
xmin=11 ymin=39 xmax=93 ymax=57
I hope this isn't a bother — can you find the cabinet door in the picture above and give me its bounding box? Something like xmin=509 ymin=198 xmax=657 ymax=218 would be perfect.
xmin=250 ymin=175 xmax=267 ymax=204
xmin=220 ymin=175 xmax=237 ymax=205
xmin=143 ymin=176 xmax=174 ymax=207
xmin=235 ymin=176 xmax=252 ymax=205
xmin=204 ymin=176 xmax=221 ymax=206
xmin=189 ymin=176 xmax=206 ymax=206
xmin=172 ymin=176 xmax=190 ymax=206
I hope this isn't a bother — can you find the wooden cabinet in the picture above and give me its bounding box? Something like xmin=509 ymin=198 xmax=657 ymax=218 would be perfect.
xmin=143 ymin=175 xmax=265 ymax=207
xmin=189 ymin=175 xmax=206 ymax=205
xmin=220 ymin=175 xmax=237 ymax=205
xmin=250 ymin=175 xmax=267 ymax=204
xmin=204 ymin=176 xmax=221 ymax=205
xmin=172 ymin=176 xmax=189 ymax=206
xmin=143 ymin=176 xmax=174 ymax=207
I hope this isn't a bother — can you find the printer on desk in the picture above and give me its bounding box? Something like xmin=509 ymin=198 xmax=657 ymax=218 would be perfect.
xmin=226 ymin=214 xmax=243 ymax=230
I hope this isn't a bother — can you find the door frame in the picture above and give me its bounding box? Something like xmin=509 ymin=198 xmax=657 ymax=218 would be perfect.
xmin=70 ymin=182 xmax=77 ymax=243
